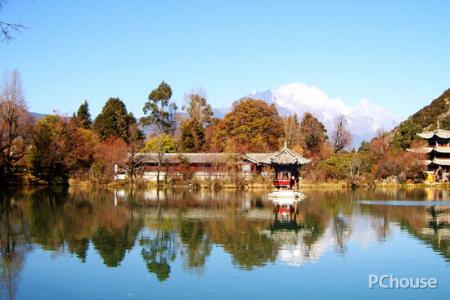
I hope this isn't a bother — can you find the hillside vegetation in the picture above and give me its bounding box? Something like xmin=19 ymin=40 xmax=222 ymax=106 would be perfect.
xmin=393 ymin=88 xmax=450 ymax=149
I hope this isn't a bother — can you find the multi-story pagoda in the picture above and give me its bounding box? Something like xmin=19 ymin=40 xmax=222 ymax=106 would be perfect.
xmin=408 ymin=125 xmax=450 ymax=173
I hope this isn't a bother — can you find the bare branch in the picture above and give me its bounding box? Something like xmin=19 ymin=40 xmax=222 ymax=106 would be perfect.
xmin=0 ymin=21 xmax=24 ymax=42
xmin=0 ymin=0 xmax=25 ymax=42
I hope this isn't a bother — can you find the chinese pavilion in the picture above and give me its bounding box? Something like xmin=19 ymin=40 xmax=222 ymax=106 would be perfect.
xmin=408 ymin=127 xmax=450 ymax=171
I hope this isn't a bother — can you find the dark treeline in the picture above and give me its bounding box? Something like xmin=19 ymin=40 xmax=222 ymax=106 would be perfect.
xmin=0 ymin=70 xmax=425 ymax=186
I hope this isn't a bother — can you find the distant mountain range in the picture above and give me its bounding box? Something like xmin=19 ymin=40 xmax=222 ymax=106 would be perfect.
xmin=29 ymin=111 xmax=46 ymax=120
xmin=215 ymin=83 xmax=401 ymax=147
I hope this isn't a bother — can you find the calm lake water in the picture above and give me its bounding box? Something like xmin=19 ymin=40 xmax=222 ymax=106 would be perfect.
xmin=1 ymin=187 xmax=450 ymax=299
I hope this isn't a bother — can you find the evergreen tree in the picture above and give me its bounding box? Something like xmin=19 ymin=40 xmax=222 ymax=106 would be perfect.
xmin=74 ymin=100 xmax=92 ymax=129
xmin=141 ymin=81 xmax=178 ymax=135
xmin=92 ymin=97 xmax=141 ymax=143
xmin=179 ymin=118 xmax=205 ymax=152
xmin=392 ymin=118 xmax=422 ymax=150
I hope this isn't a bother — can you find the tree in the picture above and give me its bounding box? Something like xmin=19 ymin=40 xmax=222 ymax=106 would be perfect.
xmin=331 ymin=115 xmax=352 ymax=153
xmin=73 ymin=100 xmax=92 ymax=129
xmin=392 ymin=118 xmax=422 ymax=150
xmin=0 ymin=70 xmax=32 ymax=182
xmin=179 ymin=118 xmax=205 ymax=152
xmin=92 ymin=97 xmax=139 ymax=143
xmin=63 ymin=120 xmax=97 ymax=178
xmin=141 ymin=81 xmax=178 ymax=135
xmin=122 ymin=123 xmax=145 ymax=184
xmin=0 ymin=1 xmax=24 ymax=42
xmin=29 ymin=115 xmax=69 ymax=184
xmin=283 ymin=114 xmax=302 ymax=150
xmin=183 ymin=91 xmax=213 ymax=128
xmin=178 ymin=91 xmax=214 ymax=152
xmin=299 ymin=112 xmax=327 ymax=156
xmin=145 ymin=134 xmax=176 ymax=186
xmin=90 ymin=136 xmax=129 ymax=184
xmin=212 ymin=98 xmax=284 ymax=152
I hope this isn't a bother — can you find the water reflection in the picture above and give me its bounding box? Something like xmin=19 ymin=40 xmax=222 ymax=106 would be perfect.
xmin=1 ymin=187 xmax=450 ymax=298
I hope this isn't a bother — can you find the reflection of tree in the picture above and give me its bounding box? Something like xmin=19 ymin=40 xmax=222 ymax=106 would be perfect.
xmin=333 ymin=216 xmax=350 ymax=254
xmin=140 ymin=208 xmax=177 ymax=282
xmin=178 ymin=220 xmax=211 ymax=273
xmin=0 ymin=191 xmax=31 ymax=300
xmin=67 ymin=238 xmax=89 ymax=262
xmin=26 ymin=188 xmax=143 ymax=267
xmin=91 ymin=224 xmax=139 ymax=267
xmin=205 ymin=216 xmax=278 ymax=270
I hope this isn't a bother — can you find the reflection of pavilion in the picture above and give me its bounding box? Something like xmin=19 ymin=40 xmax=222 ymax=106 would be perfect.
xmin=421 ymin=206 xmax=450 ymax=238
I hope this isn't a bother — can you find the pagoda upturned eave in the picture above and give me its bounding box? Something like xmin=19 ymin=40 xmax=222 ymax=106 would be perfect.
xmin=407 ymin=146 xmax=450 ymax=154
xmin=417 ymin=129 xmax=450 ymax=139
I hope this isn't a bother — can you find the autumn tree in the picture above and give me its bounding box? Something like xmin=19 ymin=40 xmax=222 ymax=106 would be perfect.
xmin=73 ymin=100 xmax=92 ymax=129
xmin=92 ymin=97 xmax=139 ymax=143
xmin=179 ymin=91 xmax=214 ymax=152
xmin=141 ymin=81 xmax=178 ymax=135
xmin=283 ymin=114 xmax=302 ymax=150
xmin=299 ymin=112 xmax=327 ymax=156
xmin=183 ymin=91 xmax=213 ymax=128
xmin=63 ymin=119 xmax=97 ymax=178
xmin=144 ymin=134 xmax=176 ymax=185
xmin=0 ymin=70 xmax=32 ymax=182
xmin=29 ymin=114 xmax=99 ymax=184
xmin=212 ymin=98 xmax=283 ymax=152
xmin=90 ymin=136 xmax=129 ymax=184
xmin=331 ymin=115 xmax=352 ymax=152
xmin=368 ymin=132 xmax=425 ymax=181
xmin=122 ymin=123 xmax=145 ymax=184
xmin=204 ymin=117 xmax=221 ymax=152
xmin=29 ymin=115 xmax=69 ymax=184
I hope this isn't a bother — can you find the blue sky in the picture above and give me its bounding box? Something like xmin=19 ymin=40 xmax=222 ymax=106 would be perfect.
xmin=0 ymin=0 xmax=449 ymax=119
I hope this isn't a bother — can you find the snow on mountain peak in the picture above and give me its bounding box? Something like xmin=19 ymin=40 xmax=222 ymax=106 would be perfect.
xmin=248 ymin=83 xmax=401 ymax=147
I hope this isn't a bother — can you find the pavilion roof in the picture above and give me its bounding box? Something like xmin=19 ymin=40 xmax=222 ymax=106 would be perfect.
xmin=407 ymin=147 xmax=433 ymax=154
xmin=417 ymin=129 xmax=450 ymax=139
xmin=432 ymin=158 xmax=450 ymax=166
xmin=134 ymin=147 xmax=310 ymax=166
xmin=407 ymin=146 xmax=450 ymax=154
xmin=248 ymin=145 xmax=311 ymax=165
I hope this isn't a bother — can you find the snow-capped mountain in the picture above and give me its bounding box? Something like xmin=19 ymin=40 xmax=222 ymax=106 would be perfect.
xmin=246 ymin=83 xmax=401 ymax=147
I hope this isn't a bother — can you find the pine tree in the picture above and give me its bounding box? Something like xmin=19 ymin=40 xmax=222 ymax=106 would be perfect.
xmin=92 ymin=97 xmax=141 ymax=143
xmin=179 ymin=118 xmax=205 ymax=152
xmin=75 ymin=100 xmax=92 ymax=129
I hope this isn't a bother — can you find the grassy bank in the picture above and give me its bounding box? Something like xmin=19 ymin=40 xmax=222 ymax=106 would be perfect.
xmin=67 ymin=177 xmax=450 ymax=191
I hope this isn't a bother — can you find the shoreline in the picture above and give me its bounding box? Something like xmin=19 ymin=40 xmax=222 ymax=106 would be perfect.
xmin=64 ymin=178 xmax=450 ymax=191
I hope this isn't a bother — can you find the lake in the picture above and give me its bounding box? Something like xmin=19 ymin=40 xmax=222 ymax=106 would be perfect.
xmin=1 ymin=187 xmax=449 ymax=299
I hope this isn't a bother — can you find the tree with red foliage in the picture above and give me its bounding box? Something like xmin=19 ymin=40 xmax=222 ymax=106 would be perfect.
xmin=91 ymin=136 xmax=128 ymax=184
